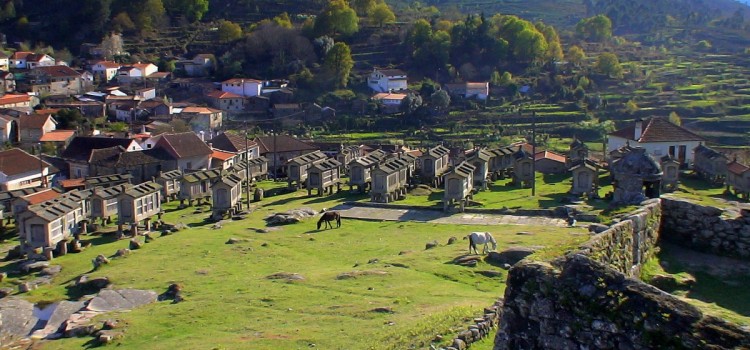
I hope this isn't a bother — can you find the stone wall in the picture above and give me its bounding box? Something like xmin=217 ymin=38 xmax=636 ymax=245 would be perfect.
xmin=493 ymin=255 xmax=750 ymax=350
xmin=661 ymin=197 xmax=750 ymax=259
xmin=493 ymin=199 xmax=750 ymax=349
xmin=578 ymin=199 xmax=661 ymax=277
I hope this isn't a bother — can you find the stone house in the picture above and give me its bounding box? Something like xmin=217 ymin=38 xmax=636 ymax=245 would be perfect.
xmin=210 ymin=149 xmax=237 ymax=170
xmin=26 ymin=66 xmax=88 ymax=96
xmin=367 ymin=68 xmax=408 ymax=92
xmin=0 ymin=148 xmax=52 ymax=191
xmin=0 ymin=70 xmax=16 ymax=93
xmin=116 ymin=182 xmax=162 ymax=236
xmin=61 ymin=136 xmax=142 ymax=179
xmin=254 ymin=134 xmax=319 ymax=178
xmin=86 ymin=148 xmax=168 ymax=184
xmin=179 ymin=106 xmax=224 ymax=133
xmin=286 ymin=150 xmax=328 ymax=189
xmin=444 ymin=82 xmax=490 ymax=100
xmin=534 ymin=150 xmax=567 ymax=174
xmin=727 ymin=160 xmax=750 ymax=199
xmin=306 ymin=158 xmax=342 ymax=197
xmin=211 ymin=173 xmax=243 ymax=220
xmin=155 ymin=169 xmax=182 ymax=202
xmin=443 ymin=161 xmax=476 ymax=212
xmin=372 ymin=92 xmax=406 ymax=114
xmin=607 ymin=117 xmax=705 ymax=168
xmin=206 ymin=90 xmax=244 ymax=113
xmin=151 ymin=132 xmax=212 ymax=171
xmin=610 ymin=146 xmax=663 ymax=205
xmin=0 ymin=114 xmax=18 ymax=144
xmin=18 ymin=113 xmax=56 ymax=143
xmin=209 ymin=131 xmax=259 ymax=164
xmin=693 ymin=144 xmax=728 ymax=184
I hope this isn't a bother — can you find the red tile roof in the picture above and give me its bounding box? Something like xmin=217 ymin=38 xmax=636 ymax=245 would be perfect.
xmin=222 ymin=78 xmax=262 ymax=84
xmin=254 ymin=135 xmax=318 ymax=154
xmin=58 ymin=178 xmax=85 ymax=189
xmin=0 ymin=94 xmax=31 ymax=105
xmin=728 ymin=161 xmax=750 ymax=175
xmin=181 ymin=106 xmax=221 ymax=114
xmin=534 ymin=150 xmax=566 ymax=163
xmin=206 ymin=90 xmax=242 ymax=99
xmin=33 ymin=65 xmax=81 ymax=78
xmin=157 ymin=132 xmax=212 ymax=159
xmin=0 ymin=148 xmax=50 ymax=176
xmin=27 ymin=54 xmax=51 ymax=63
xmin=10 ymin=51 xmax=32 ymax=60
xmin=609 ymin=117 xmax=705 ymax=143
xmin=95 ymin=60 xmax=121 ymax=69
xmin=39 ymin=130 xmax=75 ymax=142
xmin=18 ymin=113 xmax=53 ymax=130
xmin=211 ymin=149 xmax=236 ymax=161
xmin=24 ymin=189 xmax=60 ymax=205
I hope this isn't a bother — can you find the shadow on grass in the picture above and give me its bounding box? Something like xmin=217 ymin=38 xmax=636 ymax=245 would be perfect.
xmin=302 ymin=191 xmax=357 ymax=205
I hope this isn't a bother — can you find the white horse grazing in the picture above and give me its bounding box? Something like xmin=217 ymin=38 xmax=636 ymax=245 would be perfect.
xmin=467 ymin=232 xmax=497 ymax=254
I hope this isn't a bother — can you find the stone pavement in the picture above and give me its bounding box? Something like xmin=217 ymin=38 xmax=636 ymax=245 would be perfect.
xmin=331 ymin=204 xmax=569 ymax=227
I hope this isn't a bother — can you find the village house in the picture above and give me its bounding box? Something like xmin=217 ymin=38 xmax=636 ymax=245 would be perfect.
xmin=221 ymin=78 xmax=262 ymax=97
xmin=179 ymin=106 xmax=224 ymax=132
xmin=0 ymin=114 xmax=17 ymax=143
xmin=61 ymin=136 xmax=142 ymax=178
xmin=693 ymin=144 xmax=728 ymax=184
xmin=0 ymin=52 xmax=8 ymax=71
xmin=149 ymin=132 xmax=213 ymax=171
xmin=254 ymin=134 xmax=319 ymax=178
xmin=444 ymin=82 xmax=490 ymax=100
xmin=419 ymin=145 xmax=451 ymax=187
xmin=117 ymin=181 xmax=162 ymax=236
xmin=0 ymin=148 xmax=52 ymax=191
xmin=179 ymin=168 xmax=224 ymax=206
xmin=372 ymin=92 xmax=406 ymax=114
xmin=39 ymin=129 xmax=76 ymax=155
xmin=348 ymin=149 xmax=388 ymax=193
xmin=534 ymin=150 xmax=567 ymax=174
xmin=607 ymin=117 xmax=705 ymax=168
xmin=176 ymin=54 xmax=215 ymax=77
xmin=286 ymin=150 xmax=328 ymax=189
xmin=91 ymin=60 xmax=121 ymax=82
xmin=443 ymin=161 xmax=476 ymax=212
xmin=727 ymin=160 xmax=750 ymax=199
xmin=0 ymin=94 xmax=34 ymax=109
xmin=10 ymin=52 xmax=55 ymax=69
xmin=210 ymin=148 xmax=237 ymax=170
xmin=46 ymin=101 xmax=106 ymax=118
xmin=155 ymin=169 xmax=182 ymax=202
xmin=306 ymin=158 xmax=342 ymax=196
xmin=0 ymin=71 xmax=16 ymax=93
xmin=17 ymin=113 xmax=55 ymax=143
xmin=26 ymin=65 xmax=88 ymax=96
xmin=211 ymin=173 xmax=243 ymax=220
xmin=206 ymin=90 xmax=244 ymax=112
xmin=117 ymin=63 xmax=158 ymax=83
xmin=368 ymin=68 xmax=408 ymax=92
xmin=87 ymin=149 xmax=167 ymax=184
xmin=209 ymin=131 xmax=260 ymax=163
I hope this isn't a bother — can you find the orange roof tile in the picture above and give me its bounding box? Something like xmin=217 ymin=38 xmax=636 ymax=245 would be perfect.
xmin=24 ymin=189 xmax=60 ymax=205
xmin=534 ymin=150 xmax=566 ymax=163
xmin=58 ymin=178 xmax=85 ymax=189
xmin=0 ymin=94 xmax=31 ymax=105
xmin=182 ymin=106 xmax=221 ymax=114
xmin=212 ymin=149 xmax=236 ymax=161
xmin=207 ymin=90 xmax=243 ymax=99
xmin=39 ymin=130 xmax=76 ymax=142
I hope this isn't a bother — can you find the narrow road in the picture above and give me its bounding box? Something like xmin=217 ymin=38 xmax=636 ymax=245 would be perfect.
xmin=331 ymin=204 xmax=570 ymax=227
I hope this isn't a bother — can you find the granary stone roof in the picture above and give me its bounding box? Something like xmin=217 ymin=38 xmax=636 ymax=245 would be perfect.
xmin=611 ymin=147 xmax=662 ymax=180
xmin=182 ymin=168 xmax=225 ymax=183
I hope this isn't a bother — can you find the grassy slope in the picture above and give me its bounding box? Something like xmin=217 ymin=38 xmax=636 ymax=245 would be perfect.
xmin=1 ymin=181 xmax=587 ymax=350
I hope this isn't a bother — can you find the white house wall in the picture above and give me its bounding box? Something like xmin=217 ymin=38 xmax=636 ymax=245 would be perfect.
xmin=608 ymin=136 xmax=702 ymax=167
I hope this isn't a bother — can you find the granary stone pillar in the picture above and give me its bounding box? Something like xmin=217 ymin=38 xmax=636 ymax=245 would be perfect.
xmin=131 ymin=223 xmax=138 ymax=237
xmin=81 ymin=220 xmax=88 ymax=235
xmin=145 ymin=218 xmax=151 ymax=232
xmin=44 ymin=247 xmax=54 ymax=260
xmin=117 ymin=222 xmax=124 ymax=238
xmin=57 ymin=240 xmax=68 ymax=256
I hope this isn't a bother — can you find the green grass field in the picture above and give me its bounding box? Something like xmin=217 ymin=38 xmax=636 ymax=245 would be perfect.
xmin=1 ymin=181 xmax=588 ymax=350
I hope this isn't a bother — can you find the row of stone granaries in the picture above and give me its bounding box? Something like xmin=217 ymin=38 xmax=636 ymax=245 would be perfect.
xmin=692 ymin=144 xmax=750 ymax=199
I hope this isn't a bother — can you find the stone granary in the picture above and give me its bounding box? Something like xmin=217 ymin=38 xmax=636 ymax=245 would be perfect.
xmin=17 ymin=195 xmax=85 ymax=258
xmin=660 ymin=155 xmax=680 ymax=192
xmin=610 ymin=146 xmax=663 ymax=205
xmin=443 ymin=161 xmax=476 ymax=212
xmin=570 ymin=160 xmax=598 ymax=198
xmin=117 ymin=182 xmax=162 ymax=237
xmin=348 ymin=149 xmax=387 ymax=193
xmin=370 ymin=157 xmax=411 ymax=203
xmin=419 ymin=145 xmax=450 ymax=187
xmin=179 ymin=168 xmax=225 ymax=207
xmin=84 ymin=174 xmax=133 ymax=189
xmin=306 ymin=158 xmax=342 ymax=197
xmin=90 ymin=185 xmax=125 ymax=224
xmin=466 ymin=148 xmax=493 ymax=190
xmin=511 ymin=147 xmax=534 ymax=187
xmin=567 ymin=138 xmax=589 ymax=169
xmin=211 ymin=173 xmax=243 ymax=220
xmin=286 ymin=150 xmax=327 ymax=189
xmin=487 ymin=146 xmax=515 ymax=179
xmin=693 ymin=144 xmax=728 ymax=184
xmin=726 ymin=159 xmax=750 ymax=199
xmin=154 ymin=169 xmax=182 ymax=202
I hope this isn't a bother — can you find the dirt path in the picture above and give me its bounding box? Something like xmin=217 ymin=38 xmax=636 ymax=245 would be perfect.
xmin=331 ymin=204 xmax=570 ymax=227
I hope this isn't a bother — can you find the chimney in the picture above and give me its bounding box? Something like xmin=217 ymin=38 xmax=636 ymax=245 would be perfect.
xmin=633 ymin=118 xmax=643 ymax=141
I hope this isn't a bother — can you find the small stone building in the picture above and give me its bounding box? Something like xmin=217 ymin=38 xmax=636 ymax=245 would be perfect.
xmin=84 ymin=174 xmax=133 ymax=189
xmin=727 ymin=160 xmax=750 ymax=199
xmin=348 ymin=149 xmax=387 ymax=193
xmin=117 ymin=182 xmax=162 ymax=236
xmin=512 ymin=147 xmax=534 ymax=187
xmin=286 ymin=150 xmax=327 ymax=189
xmin=611 ymin=147 xmax=663 ymax=205
xmin=17 ymin=196 xmax=84 ymax=257
xmin=534 ymin=150 xmax=567 ymax=174
xmin=246 ymin=156 xmax=269 ymax=180
xmin=570 ymin=161 xmax=598 ymax=197
xmin=211 ymin=173 xmax=243 ymax=220
xmin=155 ymin=169 xmax=182 ymax=202
xmin=660 ymin=155 xmax=680 ymax=192
xmin=370 ymin=158 xmax=410 ymax=203
xmin=467 ymin=149 xmax=492 ymax=190
xmin=443 ymin=161 xmax=476 ymax=212
xmin=419 ymin=145 xmax=450 ymax=187
xmin=693 ymin=144 xmax=728 ymax=184
xmin=307 ymin=158 xmax=342 ymax=196
xmin=179 ymin=168 xmax=225 ymax=206
xmin=90 ymin=186 xmax=125 ymax=224
xmin=488 ymin=146 xmax=515 ymax=179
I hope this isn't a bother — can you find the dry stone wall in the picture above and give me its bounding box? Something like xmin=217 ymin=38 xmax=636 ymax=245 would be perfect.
xmin=661 ymin=197 xmax=750 ymax=259
xmin=493 ymin=198 xmax=750 ymax=349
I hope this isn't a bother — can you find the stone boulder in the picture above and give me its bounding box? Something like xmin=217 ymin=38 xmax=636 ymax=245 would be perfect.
xmin=453 ymin=255 xmax=481 ymax=267
xmin=19 ymin=260 xmax=50 ymax=273
xmin=264 ymin=208 xmax=318 ymax=225
xmin=425 ymin=240 xmax=439 ymax=250
xmin=75 ymin=275 xmax=111 ymax=292
xmin=158 ymin=283 xmax=184 ymax=303
xmin=129 ymin=239 xmax=142 ymax=250
xmin=588 ymin=223 xmax=610 ymax=234
xmin=447 ymin=236 xmax=458 ymax=245
xmin=266 ymin=272 xmax=305 ymax=281
xmin=92 ymin=255 xmax=110 ymax=270
xmin=86 ymin=289 xmax=158 ymax=312
xmin=486 ymin=247 xmax=537 ymax=266
xmin=0 ymin=297 xmax=37 ymax=338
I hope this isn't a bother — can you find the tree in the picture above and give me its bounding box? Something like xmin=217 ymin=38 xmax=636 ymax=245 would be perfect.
xmin=352 ymin=0 xmax=376 ymax=16
xmin=513 ymin=28 xmax=548 ymax=62
xmin=668 ymin=112 xmax=682 ymax=126
xmin=135 ymin=0 xmax=166 ymax=31
xmin=369 ymin=3 xmax=395 ymax=27
xmin=324 ymin=42 xmax=354 ymax=88
xmin=536 ymin=21 xmax=563 ymax=62
xmin=576 ymin=15 xmax=612 ymax=42
xmin=400 ymin=92 xmax=423 ymax=115
xmin=55 ymin=109 xmax=86 ymax=130
xmin=566 ymin=45 xmax=586 ymax=66
xmin=163 ymin=0 xmax=209 ymax=22
xmin=272 ymin=12 xmax=293 ymax=29
xmin=217 ymin=20 xmax=243 ymax=43
xmin=313 ymin=36 xmax=335 ymax=60
xmin=111 ymin=12 xmax=136 ymax=33
xmin=430 ymin=89 xmax=451 ymax=112
xmin=595 ymin=52 xmax=623 ymax=78
xmin=314 ymin=0 xmax=359 ymax=37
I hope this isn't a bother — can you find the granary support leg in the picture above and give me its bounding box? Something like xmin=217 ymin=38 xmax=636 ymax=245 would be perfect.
xmin=131 ymin=223 xmax=138 ymax=237
xmin=80 ymin=220 xmax=88 ymax=235
xmin=117 ymin=222 xmax=124 ymax=238
xmin=145 ymin=218 xmax=151 ymax=232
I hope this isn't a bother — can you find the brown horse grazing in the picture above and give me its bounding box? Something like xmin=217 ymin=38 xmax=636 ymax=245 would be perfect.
xmin=317 ymin=211 xmax=341 ymax=230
